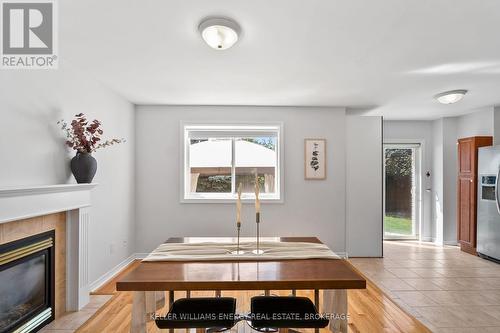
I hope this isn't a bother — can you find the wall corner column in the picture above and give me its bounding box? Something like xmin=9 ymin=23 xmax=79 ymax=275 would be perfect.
xmin=66 ymin=207 xmax=90 ymax=311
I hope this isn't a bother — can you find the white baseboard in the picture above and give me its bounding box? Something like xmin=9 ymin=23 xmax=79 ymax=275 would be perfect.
xmin=428 ymin=237 xmax=440 ymax=244
xmin=135 ymin=253 xmax=149 ymax=259
xmin=417 ymin=237 xmax=457 ymax=246
xmin=428 ymin=237 xmax=455 ymax=246
xmin=89 ymin=253 xmax=138 ymax=292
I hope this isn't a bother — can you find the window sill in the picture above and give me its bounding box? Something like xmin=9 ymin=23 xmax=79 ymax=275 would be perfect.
xmin=181 ymin=196 xmax=284 ymax=204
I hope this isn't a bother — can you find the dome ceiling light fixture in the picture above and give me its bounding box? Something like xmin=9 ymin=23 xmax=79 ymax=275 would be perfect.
xmin=434 ymin=89 xmax=468 ymax=104
xmin=199 ymin=17 xmax=241 ymax=50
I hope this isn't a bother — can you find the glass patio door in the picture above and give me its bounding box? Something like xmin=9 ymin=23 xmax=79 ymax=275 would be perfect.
xmin=383 ymin=144 xmax=421 ymax=240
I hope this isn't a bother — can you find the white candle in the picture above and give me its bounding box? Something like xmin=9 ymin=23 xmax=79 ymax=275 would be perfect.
xmin=255 ymin=174 xmax=260 ymax=214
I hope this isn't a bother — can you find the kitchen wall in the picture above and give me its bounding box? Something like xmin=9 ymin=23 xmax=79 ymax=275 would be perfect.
xmin=456 ymin=107 xmax=494 ymax=139
xmin=493 ymin=106 xmax=500 ymax=145
xmin=446 ymin=107 xmax=494 ymax=244
xmin=0 ymin=66 xmax=135 ymax=285
xmin=442 ymin=118 xmax=458 ymax=245
xmin=385 ymin=108 xmax=495 ymax=245
xmin=432 ymin=120 xmax=444 ymax=244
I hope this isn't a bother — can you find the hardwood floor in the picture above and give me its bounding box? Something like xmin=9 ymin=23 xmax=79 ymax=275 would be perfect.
xmin=78 ymin=260 xmax=430 ymax=333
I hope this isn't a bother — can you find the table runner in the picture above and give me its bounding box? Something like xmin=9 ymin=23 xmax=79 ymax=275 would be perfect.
xmin=143 ymin=240 xmax=340 ymax=261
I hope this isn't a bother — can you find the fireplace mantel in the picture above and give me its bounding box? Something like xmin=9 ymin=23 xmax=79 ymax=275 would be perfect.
xmin=0 ymin=183 xmax=97 ymax=224
xmin=0 ymin=183 xmax=96 ymax=196
xmin=0 ymin=183 xmax=97 ymax=311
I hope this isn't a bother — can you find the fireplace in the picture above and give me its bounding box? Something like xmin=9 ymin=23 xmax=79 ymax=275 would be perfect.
xmin=0 ymin=231 xmax=55 ymax=333
xmin=0 ymin=184 xmax=96 ymax=313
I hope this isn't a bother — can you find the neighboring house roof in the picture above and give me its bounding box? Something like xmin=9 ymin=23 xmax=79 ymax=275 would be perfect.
xmin=190 ymin=140 xmax=276 ymax=168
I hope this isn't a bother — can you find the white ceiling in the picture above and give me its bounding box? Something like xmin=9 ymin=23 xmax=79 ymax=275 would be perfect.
xmin=61 ymin=0 xmax=500 ymax=119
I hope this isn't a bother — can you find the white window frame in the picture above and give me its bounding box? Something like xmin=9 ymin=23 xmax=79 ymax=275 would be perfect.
xmin=181 ymin=122 xmax=284 ymax=203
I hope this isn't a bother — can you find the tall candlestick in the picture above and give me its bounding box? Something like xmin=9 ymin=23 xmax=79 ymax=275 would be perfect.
xmin=236 ymin=183 xmax=242 ymax=225
xmin=253 ymin=174 xmax=264 ymax=255
xmin=232 ymin=183 xmax=244 ymax=255
xmin=255 ymin=174 xmax=260 ymax=214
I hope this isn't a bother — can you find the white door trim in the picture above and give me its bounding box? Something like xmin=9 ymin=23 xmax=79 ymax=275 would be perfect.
xmin=383 ymin=140 xmax=424 ymax=240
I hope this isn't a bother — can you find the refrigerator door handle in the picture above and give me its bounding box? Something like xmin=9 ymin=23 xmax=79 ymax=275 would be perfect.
xmin=496 ymin=167 xmax=500 ymax=215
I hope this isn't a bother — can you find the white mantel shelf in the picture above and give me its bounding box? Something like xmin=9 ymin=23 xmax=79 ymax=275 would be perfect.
xmin=0 ymin=183 xmax=97 ymax=224
xmin=0 ymin=183 xmax=97 ymax=197
xmin=0 ymin=182 xmax=97 ymax=311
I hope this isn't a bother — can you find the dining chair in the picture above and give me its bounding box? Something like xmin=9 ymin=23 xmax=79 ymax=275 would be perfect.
xmin=247 ymin=296 xmax=329 ymax=332
xmin=155 ymin=297 xmax=238 ymax=332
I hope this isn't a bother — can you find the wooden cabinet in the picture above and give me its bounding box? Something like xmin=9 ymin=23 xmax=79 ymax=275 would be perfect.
xmin=457 ymin=136 xmax=492 ymax=254
xmin=458 ymin=176 xmax=474 ymax=248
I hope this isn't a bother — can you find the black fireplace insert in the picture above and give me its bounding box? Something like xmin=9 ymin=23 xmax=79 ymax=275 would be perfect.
xmin=0 ymin=230 xmax=55 ymax=333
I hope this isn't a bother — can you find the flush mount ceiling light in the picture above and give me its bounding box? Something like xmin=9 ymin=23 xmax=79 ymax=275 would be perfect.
xmin=199 ymin=17 xmax=241 ymax=50
xmin=434 ymin=89 xmax=468 ymax=104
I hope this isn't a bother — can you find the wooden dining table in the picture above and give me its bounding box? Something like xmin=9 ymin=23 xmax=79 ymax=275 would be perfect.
xmin=116 ymin=237 xmax=366 ymax=333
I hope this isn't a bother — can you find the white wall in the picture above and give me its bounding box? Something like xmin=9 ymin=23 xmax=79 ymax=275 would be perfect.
xmin=494 ymin=106 xmax=500 ymax=145
xmin=456 ymin=107 xmax=494 ymax=139
xmin=383 ymin=121 xmax=434 ymax=241
xmin=135 ymin=106 xmax=350 ymax=254
xmin=346 ymin=115 xmax=382 ymax=256
xmin=431 ymin=120 xmax=444 ymax=244
xmin=0 ymin=66 xmax=135 ymax=284
xmin=442 ymin=118 xmax=457 ymax=245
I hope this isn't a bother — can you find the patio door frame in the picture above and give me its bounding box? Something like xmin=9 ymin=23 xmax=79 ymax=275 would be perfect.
xmin=383 ymin=141 xmax=423 ymax=240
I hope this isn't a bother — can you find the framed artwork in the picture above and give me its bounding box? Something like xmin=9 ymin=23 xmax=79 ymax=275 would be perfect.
xmin=304 ymin=139 xmax=326 ymax=180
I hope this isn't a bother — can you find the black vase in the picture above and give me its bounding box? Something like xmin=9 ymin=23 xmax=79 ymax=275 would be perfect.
xmin=70 ymin=152 xmax=97 ymax=183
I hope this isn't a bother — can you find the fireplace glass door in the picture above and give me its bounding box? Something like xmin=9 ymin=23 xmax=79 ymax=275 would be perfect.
xmin=0 ymin=231 xmax=54 ymax=333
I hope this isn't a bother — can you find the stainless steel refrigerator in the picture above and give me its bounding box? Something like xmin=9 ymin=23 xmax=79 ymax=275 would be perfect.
xmin=477 ymin=145 xmax=500 ymax=262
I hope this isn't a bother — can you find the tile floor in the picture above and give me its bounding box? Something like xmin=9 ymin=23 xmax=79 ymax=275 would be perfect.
xmin=39 ymin=294 xmax=112 ymax=333
xmin=350 ymin=241 xmax=500 ymax=332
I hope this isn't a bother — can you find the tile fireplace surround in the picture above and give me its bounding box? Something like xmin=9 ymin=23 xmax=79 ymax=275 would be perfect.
xmin=0 ymin=184 xmax=97 ymax=313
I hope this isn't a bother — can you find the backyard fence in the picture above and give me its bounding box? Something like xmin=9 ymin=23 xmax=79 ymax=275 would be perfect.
xmin=385 ymin=175 xmax=412 ymax=218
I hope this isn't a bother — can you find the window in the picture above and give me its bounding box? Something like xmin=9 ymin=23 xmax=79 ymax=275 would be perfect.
xmin=183 ymin=124 xmax=282 ymax=202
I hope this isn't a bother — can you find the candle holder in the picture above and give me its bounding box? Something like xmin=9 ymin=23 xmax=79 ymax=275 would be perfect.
xmin=252 ymin=212 xmax=264 ymax=255
xmin=231 ymin=222 xmax=245 ymax=255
